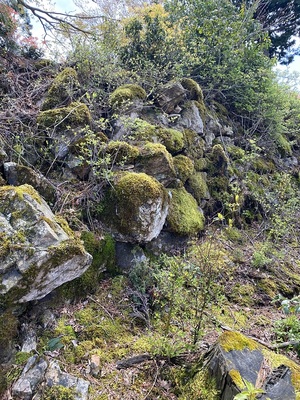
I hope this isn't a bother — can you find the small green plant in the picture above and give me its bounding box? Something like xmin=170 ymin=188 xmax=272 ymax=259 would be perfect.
xmin=233 ymin=379 xmax=266 ymax=400
xmin=272 ymin=294 xmax=300 ymax=355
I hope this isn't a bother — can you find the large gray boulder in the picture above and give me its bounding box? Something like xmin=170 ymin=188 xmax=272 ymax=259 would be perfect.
xmin=0 ymin=184 xmax=92 ymax=305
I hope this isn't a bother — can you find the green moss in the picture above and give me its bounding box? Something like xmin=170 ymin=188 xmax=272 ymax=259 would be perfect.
xmin=207 ymin=176 xmax=229 ymax=199
xmin=167 ymin=187 xmax=205 ymax=235
xmin=187 ymin=172 xmax=209 ymax=204
xmin=54 ymin=216 xmax=74 ymax=237
xmin=105 ymin=140 xmax=140 ymax=164
xmin=138 ymin=142 xmax=175 ymax=177
xmin=229 ymin=369 xmax=244 ymax=389
xmin=262 ymin=349 xmax=300 ymax=392
xmin=109 ymin=84 xmax=146 ymax=108
xmin=42 ymin=67 xmax=80 ymax=110
xmin=194 ymin=158 xmax=208 ymax=171
xmin=14 ymin=351 xmax=31 ymax=365
xmin=54 ymin=318 xmax=76 ymax=345
xmin=0 ymin=184 xmax=42 ymax=205
xmin=157 ymin=127 xmax=184 ymax=154
xmin=224 ymin=227 xmax=243 ymax=243
xmin=61 ymin=232 xmax=116 ymax=297
xmin=0 ymin=311 xmax=18 ymax=354
xmin=175 ymin=367 xmax=219 ymax=400
xmin=229 ymin=283 xmax=256 ymax=306
xmin=275 ymin=132 xmax=292 ymax=156
xmin=116 ymin=171 xmax=164 ymax=205
xmin=207 ymin=144 xmax=229 ymax=176
xmin=37 ymin=102 xmax=91 ymax=130
xmin=43 ymin=385 xmax=76 ymax=400
xmin=183 ymin=129 xmax=206 ymax=159
xmin=181 ymin=78 xmax=203 ymax=102
xmin=257 ymin=278 xmax=277 ymax=298
xmin=227 ymin=145 xmax=245 ymax=161
xmin=219 ymin=331 xmax=259 ymax=352
xmin=173 ymin=155 xmax=194 ymax=183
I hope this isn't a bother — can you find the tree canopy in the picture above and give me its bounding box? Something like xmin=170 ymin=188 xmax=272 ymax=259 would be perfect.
xmin=232 ymin=0 xmax=300 ymax=64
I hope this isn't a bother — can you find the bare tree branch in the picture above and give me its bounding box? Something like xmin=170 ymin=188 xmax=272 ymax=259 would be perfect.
xmin=16 ymin=0 xmax=112 ymax=36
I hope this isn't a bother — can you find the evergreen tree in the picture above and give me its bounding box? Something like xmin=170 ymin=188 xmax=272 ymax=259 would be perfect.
xmin=232 ymin=0 xmax=300 ymax=64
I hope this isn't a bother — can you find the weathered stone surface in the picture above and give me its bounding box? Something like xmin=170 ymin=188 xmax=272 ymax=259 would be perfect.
xmin=45 ymin=360 xmax=90 ymax=400
xmin=156 ymin=81 xmax=186 ymax=114
xmin=12 ymin=355 xmax=48 ymax=400
xmin=3 ymin=162 xmax=57 ymax=205
xmin=115 ymin=242 xmax=147 ymax=271
xmin=173 ymin=101 xmax=204 ymax=134
xmin=101 ymin=172 xmax=169 ymax=243
xmin=135 ymin=142 xmax=176 ymax=186
xmin=205 ymin=331 xmax=300 ymax=400
xmin=0 ymin=184 xmax=92 ymax=304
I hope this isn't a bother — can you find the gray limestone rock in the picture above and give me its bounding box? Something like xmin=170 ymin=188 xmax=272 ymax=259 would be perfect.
xmin=3 ymin=162 xmax=57 ymax=205
xmin=173 ymin=101 xmax=204 ymax=134
xmin=45 ymin=360 xmax=90 ymax=400
xmin=12 ymin=355 xmax=48 ymax=400
xmin=0 ymin=184 xmax=92 ymax=305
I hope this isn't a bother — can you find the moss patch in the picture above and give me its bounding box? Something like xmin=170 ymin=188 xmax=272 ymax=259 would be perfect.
xmin=181 ymin=78 xmax=203 ymax=102
xmin=42 ymin=67 xmax=80 ymax=110
xmin=37 ymin=101 xmax=91 ymax=130
xmin=173 ymin=155 xmax=194 ymax=183
xmin=187 ymin=172 xmax=209 ymax=204
xmin=109 ymin=84 xmax=146 ymax=108
xmin=167 ymin=187 xmax=205 ymax=235
xmin=105 ymin=140 xmax=140 ymax=164
xmin=219 ymin=331 xmax=259 ymax=352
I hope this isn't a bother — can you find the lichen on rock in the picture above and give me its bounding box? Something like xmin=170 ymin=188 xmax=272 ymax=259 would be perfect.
xmin=0 ymin=184 xmax=92 ymax=305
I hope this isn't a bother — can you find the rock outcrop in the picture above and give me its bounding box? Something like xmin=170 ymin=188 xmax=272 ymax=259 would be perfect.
xmin=205 ymin=331 xmax=300 ymax=400
xmin=100 ymin=172 xmax=169 ymax=243
xmin=0 ymin=184 xmax=92 ymax=305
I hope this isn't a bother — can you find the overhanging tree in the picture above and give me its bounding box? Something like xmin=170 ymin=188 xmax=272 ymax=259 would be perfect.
xmin=232 ymin=0 xmax=300 ymax=64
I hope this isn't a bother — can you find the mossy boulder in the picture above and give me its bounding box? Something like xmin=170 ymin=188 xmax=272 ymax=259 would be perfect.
xmin=181 ymin=78 xmax=203 ymax=102
xmin=136 ymin=142 xmax=176 ymax=186
xmin=207 ymin=144 xmax=229 ymax=176
xmin=173 ymin=154 xmax=194 ymax=183
xmin=187 ymin=172 xmax=210 ymax=204
xmin=100 ymin=172 xmax=169 ymax=243
xmin=37 ymin=101 xmax=91 ymax=131
xmin=3 ymin=162 xmax=56 ymax=205
xmin=0 ymin=184 xmax=92 ymax=305
xmin=42 ymin=67 xmax=80 ymax=110
xmin=104 ymin=140 xmax=140 ymax=164
xmin=206 ymin=331 xmax=300 ymax=400
xmin=109 ymin=84 xmax=147 ymax=108
xmin=166 ymin=187 xmax=205 ymax=235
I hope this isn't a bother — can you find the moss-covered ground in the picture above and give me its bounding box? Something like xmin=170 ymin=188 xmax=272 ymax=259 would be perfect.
xmin=3 ymin=225 xmax=299 ymax=399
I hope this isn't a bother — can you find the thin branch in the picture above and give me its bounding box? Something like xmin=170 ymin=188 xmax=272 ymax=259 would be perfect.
xmin=17 ymin=0 xmax=114 ymax=36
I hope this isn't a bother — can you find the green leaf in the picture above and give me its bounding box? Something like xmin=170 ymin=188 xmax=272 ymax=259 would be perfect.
xmin=47 ymin=336 xmax=64 ymax=351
